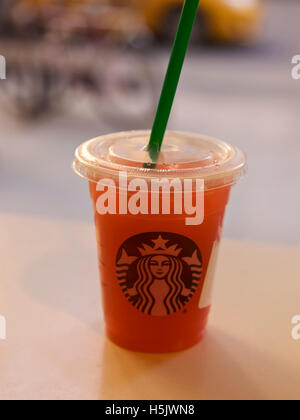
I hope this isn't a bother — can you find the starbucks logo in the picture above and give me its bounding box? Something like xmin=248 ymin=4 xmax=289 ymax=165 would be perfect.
xmin=116 ymin=232 xmax=203 ymax=316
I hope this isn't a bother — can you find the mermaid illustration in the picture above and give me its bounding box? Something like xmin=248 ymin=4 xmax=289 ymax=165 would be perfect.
xmin=116 ymin=234 xmax=202 ymax=316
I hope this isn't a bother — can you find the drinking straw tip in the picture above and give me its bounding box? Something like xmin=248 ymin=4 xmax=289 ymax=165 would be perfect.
xmin=143 ymin=162 xmax=157 ymax=169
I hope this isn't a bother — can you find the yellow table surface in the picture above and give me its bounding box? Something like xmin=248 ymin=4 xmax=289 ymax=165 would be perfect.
xmin=0 ymin=213 xmax=299 ymax=400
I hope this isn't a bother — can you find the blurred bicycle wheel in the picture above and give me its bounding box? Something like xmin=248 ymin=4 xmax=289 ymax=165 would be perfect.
xmin=92 ymin=52 xmax=158 ymax=129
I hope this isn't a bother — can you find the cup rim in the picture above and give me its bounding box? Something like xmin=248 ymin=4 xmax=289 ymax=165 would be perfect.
xmin=73 ymin=130 xmax=247 ymax=191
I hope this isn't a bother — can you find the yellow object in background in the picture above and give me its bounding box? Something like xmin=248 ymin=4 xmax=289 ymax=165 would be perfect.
xmin=133 ymin=0 xmax=262 ymax=43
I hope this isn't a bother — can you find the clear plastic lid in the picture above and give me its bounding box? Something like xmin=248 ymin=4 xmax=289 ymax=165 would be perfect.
xmin=73 ymin=130 xmax=247 ymax=190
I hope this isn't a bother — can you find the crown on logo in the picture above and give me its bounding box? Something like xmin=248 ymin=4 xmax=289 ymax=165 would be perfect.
xmin=138 ymin=235 xmax=182 ymax=257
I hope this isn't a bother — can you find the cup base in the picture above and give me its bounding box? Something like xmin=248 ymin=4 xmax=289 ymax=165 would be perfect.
xmin=106 ymin=329 xmax=207 ymax=354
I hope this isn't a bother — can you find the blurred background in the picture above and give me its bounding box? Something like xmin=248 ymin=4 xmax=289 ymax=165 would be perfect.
xmin=0 ymin=0 xmax=299 ymax=245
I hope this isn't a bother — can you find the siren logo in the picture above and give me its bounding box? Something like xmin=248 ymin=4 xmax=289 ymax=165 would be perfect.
xmin=0 ymin=315 xmax=6 ymax=340
xmin=0 ymin=55 xmax=6 ymax=80
xmin=116 ymin=232 xmax=203 ymax=316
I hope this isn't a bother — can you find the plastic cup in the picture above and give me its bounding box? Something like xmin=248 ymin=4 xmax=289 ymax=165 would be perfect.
xmin=73 ymin=130 xmax=246 ymax=353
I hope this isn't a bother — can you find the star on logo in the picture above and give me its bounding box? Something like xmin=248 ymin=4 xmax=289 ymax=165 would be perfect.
xmin=152 ymin=235 xmax=169 ymax=250
xmin=117 ymin=249 xmax=138 ymax=265
xmin=138 ymin=234 xmax=182 ymax=257
xmin=182 ymin=250 xmax=201 ymax=267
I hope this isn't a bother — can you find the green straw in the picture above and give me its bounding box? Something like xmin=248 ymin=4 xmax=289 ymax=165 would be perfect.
xmin=146 ymin=0 xmax=200 ymax=165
